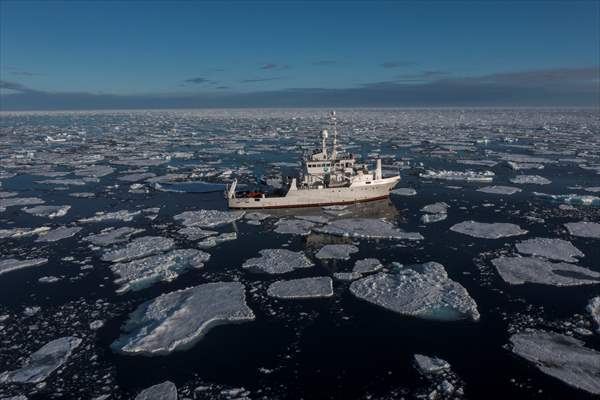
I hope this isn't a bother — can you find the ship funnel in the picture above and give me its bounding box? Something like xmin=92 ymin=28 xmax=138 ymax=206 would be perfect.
xmin=375 ymin=159 xmax=382 ymax=180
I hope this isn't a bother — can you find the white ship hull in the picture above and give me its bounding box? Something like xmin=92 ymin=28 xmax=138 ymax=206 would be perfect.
xmin=228 ymin=176 xmax=400 ymax=209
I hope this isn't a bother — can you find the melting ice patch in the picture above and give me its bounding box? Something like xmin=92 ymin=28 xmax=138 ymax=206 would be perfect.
xmin=196 ymin=232 xmax=237 ymax=249
xmin=0 ymin=336 xmax=81 ymax=383
xmin=110 ymin=249 xmax=210 ymax=293
xmin=534 ymin=192 xmax=600 ymax=206
xmin=101 ymin=236 xmax=175 ymax=263
xmin=314 ymin=218 xmax=423 ymax=241
xmin=135 ymin=381 xmax=178 ymax=400
xmin=450 ymin=221 xmax=527 ymax=239
xmin=353 ymin=258 xmax=383 ymax=274
xmin=515 ymin=238 xmax=584 ymax=263
xmin=23 ymin=205 xmax=71 ymax=218
xmin=0 ymin=258 xmax=48 ymax=276
xmin=390 ymin=188 xmax=417 ymax=196
xmin=111 ymin=282 xmax=255 ymax=356
xmin=420 ymin=170 xmax=494 ymax=182
xmin=174 ymin=209 xmax=244 ymax=228
xmin=84 ymin=227 xmax=145 ymax=246
xmin=242 ymin=249 xmax=314 ymax=274
xmin=477 ymin=186 xmax=522 ymax=195
xmin=79 ymin=210 xmax=142 ymax=223
xmin=267 ymin=277 xmax=333 ymax=299
xmin=510 ymin=175 xmax=551 ymax=185
xmin=491 ymin=256 xmax=600 ymax=286
xmin=36 ymin=226 xmax=82 ymax=243
xmin=349 ymin=262 xmax=480 ymax=321
xmin=316 ymin=244 xmax=359 ymax=260
xmin=274 ymin=219 xmax=315 ymax=236
xmin=564 ymin=222 xmax=600 ymax=239
xmin=509 ymin=330 xmax=600 ymax=395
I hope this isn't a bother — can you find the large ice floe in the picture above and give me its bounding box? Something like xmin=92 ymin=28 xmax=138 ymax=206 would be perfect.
xmin=79 ymin=210 xmax=141 ymax=223
xmin=353 ymin=258 xmax=383 ymax=274
xmin=564 ymin=222 xmax=600 ymax=239
xmin=111 ymin=282 xmax=255 ymax=355
xmin=0 ymin=258 xmax=48 ymax=276
xmin=515 ymin=238 xmax=584 ymax=263
xmin=274 ymin=219 xmax=316 ymax=235
xmin=110 ymin=249 xmax=210 ymax=293
xmin=0 ymin=197 xmax=45 ymax=211
xmin=22 ymin=205 xmax=70 ymax=219
xmin=349 ymin=262 xmax=480 ymax=321
xmin=0 ymin=336 xmax=82 ymax=383
xmin=509 ymin=330 xmax=600 ymax=395
xmin=135 ymin=381 xmax=178 ymax=400
xmin=316 ymin=244 xmax=359 ymax=260
xmin=534 ymin=192 xmax=600 ymax=206
xmin=477 ymin=185 xmax=522 ymax=195
xmin=587 ymin=297 xmax=600 ymax=333
xmin=267 ymin=277 xmax=334 ymax=299
xmin=101 ymin=236 xmax=174 ymax=263
xmin=36 ymin=226 xmax=82 ymax=243
xmin=0 ymin=226 xmax=50 ymax=239
xmin=420 ymin=202 xmax=448 ymax=224
xmin=414 ymin=354 xmax=451 ymax=375
xmin=242 ymin=249 xmax=314 ymax=274
xmin=450 ymin=221 xmax=527 ymax=239
xmin=420 ymin=170 xmax=494 ymax=182
xmin=510 ymin=175 xmax=551 ymax=185
xmin=491 ymin=256 xmax=600 ymax=286
xmin=314 ymin=218 xmax=423 ymax=241
xmin=177 ymin=227 xmax=217 ymax=241
xmin=85 ymin=227 xmax=145 ymax=246
xmin=174 ymin=209 xmax=244 ymax=228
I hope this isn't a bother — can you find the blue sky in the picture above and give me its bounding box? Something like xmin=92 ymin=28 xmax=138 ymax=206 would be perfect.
xmin=1 ymin=1 xmax=598 ymax=109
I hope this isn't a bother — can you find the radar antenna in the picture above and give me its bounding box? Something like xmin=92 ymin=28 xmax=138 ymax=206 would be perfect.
xmin=330 ymin=110 xmax=337 ymax=160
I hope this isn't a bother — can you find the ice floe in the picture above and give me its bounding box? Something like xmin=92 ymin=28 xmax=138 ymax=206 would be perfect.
xmin=414 ymin=354 xmax=451 ymax=375
xmin=23 ymin=205 xmax=71 ymax=218
xmin=79 ymin=210 xmax=142 ymax=223
xmin=349 ymin=262 xmax=480 ymax=321
xmin=111 ymin=282 xmax=255 ymax=355
xmin=0 ymin=336 xmax=82 ymax=383
xmin=315 ymin=244 xmax=359 ymax=260
xmin=587 ymin=297 xmax=600 ymax=334
xmin=110 ymin=249 xmax=210 ymax=293
xmin=101 ymin=236 xmax=175 ymax=263
xmin=421 ymin=203 xmax=449 ymax=214
xmin=477 ymin=185 xmax=522 ymax=195
xmin=515 ymin=238 xmax=584 ymax=263
xmin=420 ymin=170 xmax=494 ymax=182
xmin=0 ymin=258 xmax=48 ymax=276
xmin=491 ymin=256 xmax=600 ymax=286
xmin=174 ymin=209 xmax=244 ymax=228
xmin=242 ymin=249 xmax=314 ymax=274
xmin=135 ymin=381 xmax=178 ymax=400
xmin=564 ymin=222 xmax=600 ymax=239
xmin=390 ymin=188 xmax=417 ymax=196
xmin=84 ymin=227 xmax=145 ymax=246
xmin=314 ymin=218 xmax=423 ymax=241
xmin=0 ymin=197 xmax=45 ymax=210
xmin=177 ymin=227 xmax=218 ymax=241
xmin=0 ymin=226 xmax=50 ymax=239
xmin=36 ymin=226 xmax=82 ymax=242
xmin=509 ymin=330 xmax=600 ymax=395
xmin=196 ymin=232 xmax=237 ymax=249
xmin=267 ymin=277 xmax=333 ymax=299
xmin=353 ymin=258 xmax=383 ymax=274
xmin=274 ymin=219 xmax=315 ymax=235
xmin=510 ymin=175 xmax=551 ymax=185
xmin=450 ymin=221 xmax=527 ymax=239
xmin=535 ymin=192 xmax=600 ymax=206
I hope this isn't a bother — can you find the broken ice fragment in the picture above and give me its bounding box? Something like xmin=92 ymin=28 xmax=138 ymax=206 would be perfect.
xmin=111 ymin=282 xmax=255 ymax=355
xmin=0 ymin=258 xmax=48 ymax=276
xmin=534 ymin=192 xmax=600 ymax=206
xmin=420 ymin=170 xmax=494 ymax=182
xmin=510 ymin=175 xmax=551 ymax=185
xmin=174 ymin=209 xmax=244 ymax=228
xmin=274 ymin=219 xmax=315 ymax=235
xmin=23 ymin=205 xmax=70 ymax=219
xmin=177 ymin=227 xmax=218 ymax=241
xmin=315 ymin=244 xmax=359 ymax=260
xmin=0 ymin=336 xmax=82 ymax=383
xmin=84 ymin=227 xmax=145 ymax=246
xmin=267 ymin=277 xmax=333 ymax=299
xmin=414 ymin=354 xmax=451 ymax=375
xmin=242 ymin=249 xmax=314 ymax=274
xmin=587 ymin=297 xmax=600 ymax=334
xmin=101 ymin=236 xmax=174 ymax=263
xmin=196 ymin=232 xmax=237 ymax=249
xmin=477 ymin=186 xmax=522 ymax=195
xmin=135 ymin=381 xmax=178 ymax=400
xmin=390 ymin=188 xmax=417 ymax=196
xmin=349 ymin=262 xmax=480 ymax=321
xmin=36 ymin=226 xmax=82 ymax=243
xmin=491 ymin=256 xmax=600 ymax=286
xmin=314 ymin=218 xmax=423 ymax=241
xmin=0 ymin=197 xmax=45 ymax=210
xmin=420 ymin=203 xmax=449 ymax=214
xmin=353 ymin=258 xmax=383 ymax=274
xmin=564 ymin=222 xmax=600 ymax=239
xmin=450 ymin=221 xmax=527 ymax=239
xmin=515 ymin=238 xmax=584 ymax=263
xmin=79 ymin=210 xmax=141 ymax=223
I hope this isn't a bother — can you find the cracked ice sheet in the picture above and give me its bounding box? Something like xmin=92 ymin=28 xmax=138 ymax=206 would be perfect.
xmin=242 ymin=249 xmax=314 ymax=274
xmin=491 ymin=256 xmax=600 ymax=286
xmin=316 ymin=244 xmax=359 ymax=260
xmin=267 ymin=277 xmax=333 ymax=299
xmin=79 ymin=210 xmax=142 ymax=223
xmin=22 ymin=205 xmax=71 ymax=218
xmin=0 ymin=197 xmax=45 ymax=210
xmin=350 ymin=262 xmax=480 ymax=321
xmin=0 ymin=336 xmax=82 ymax=383
xmin=450 ymin=221 xmax=527 ymax=239
xmin=565 ymin=222 xmax=600 ymax=239
xmin=509 ymin=330 xmax=600 ymax=395
xmin=314 ymin=218 xmax=423 ymax=241
xmin=111 ymin=282 xmax=255 ymax=356
xmin=135 ymin=381 xmax=178 ymax=400
xmin=84 ymin=227 xmax=145 ymax=246
xmin=0 ymin=258 xmax=48 ymax=276
xmin=515 ymin=238 xmax=584 ymax=262
xmin=274 ymin=219 xmax=315 ymax=235
xmin=174 ymin=209 xmax=244 ymax=228
xmin=110 ymin=249 xmax=210 ymax=293
xmin=101 ymin=236 xmax=175 ymax=263
xmin=36 ymin=226 xmax=82 ymax=242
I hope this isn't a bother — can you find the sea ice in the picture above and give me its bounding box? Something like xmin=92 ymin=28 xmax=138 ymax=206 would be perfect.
xmin=314 ymin=218 xmax=423 ymax=241
xmin=177 ymin=227 xmax=218 ymax=241
xmin=421 ymin=203 xmax=449 ymax=214
xmin=111 ymin=282 xmax=255 ymax=355
xmin=390 ymin=188 xmax=417 ymax=196
xmin=101 ymin=236 xmax=175 ymax=263
xmin=110 ymin=249 xmax=210 ymax=293
xmin=353 ymin=258 xmax=383 ymax=274
xmin=510 ymin=175 xmax=551 ymax=185
xmin=350 ymin=262 xmax=480 ymax=321
xmin=0 ymin=197 xmax=45 ymax=210
xmin=23 ymin=205 xmax=71 ymax=218
xmin=274 ymin=219 xmax=315 ymax=235
xmin=414 ymin=354 xmax=451 ymax=375
xmin=534 ymin=192 xmax=600 ymax=206
xmin=196 ymin=232 xmax=237 ymax=249
xmin=420 ymin=170 xmax=494 ymax=182
xmin=491 ymin=256 xmax=600 ymax=286
xmin=509 ymin=330 xmax=600 ymax=395
xmin=242 ymin=249 xmax=314 ymax=274
xmin=36 ymin=226 xmax=82 ymax=242
xmin=0 ymin=258 xmax=48 ymax=276
xmin=0 ymin=227 xmax=50 ymax=239
xmin=135 ymin=381 xmax=178 ymax=400
xmin=420 ymin=213 xmax=448 ymax=224
xmin=515 ymin=238 xmax=584 ymax=262
xmin=79 ymin=210 xmax=141 ymax=223
xmin=267 ymin=277 xmax=334 ymax=299
xmin=564 ymin=222 xmax=600 ymax=239
xmin=174 ymin=209 xmax=245 ymax=228
xmin=587 ymin=297 xmax=600 ymax=334
xmin=84 ymin=227 xmax=145 ymax=246
xmin=0 ymin=336 xmax=82 ymax=383
xmin=450 ymin=221 xmax=527 ymax=239
xmin=316 ymin=244 xmax=359 ymax=260
xmin=477 ymin=186 xmax=522 ymax=195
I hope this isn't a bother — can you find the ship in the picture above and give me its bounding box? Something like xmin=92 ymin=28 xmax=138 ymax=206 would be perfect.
xmin=226 ymin=111 xmax=400 ymax=209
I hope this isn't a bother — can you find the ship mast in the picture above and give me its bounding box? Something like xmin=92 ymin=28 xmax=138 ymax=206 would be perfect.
xmin=330 ymin=110 xmax=337 ymax=160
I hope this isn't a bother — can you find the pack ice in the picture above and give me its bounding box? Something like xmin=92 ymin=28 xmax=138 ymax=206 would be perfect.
xmin=510 ymin=175 xmax=551 ymax=185
xmin=274 ymin=219 xmax=316 ymax=235
xmin=174 ymin=209 xmax=244 ymax=228
xmin=85 ymin=227 xmax=145 ymax=246
xmin=242 ymin=249 xmax=314 ymax=274
xmin=587 ymin=297 xmax=600 ymax=334
xmin=0 ymin=258 xmax=48 ymax=276
xmin=564 ymin=222 xmax=600 ymax=239
xmin=267 ymin=277 xmax=334 ymax=299
xmin=110 ymin=249 xmax=210 ymax=293
xmin=450 ymin=221 xmax=527 ymax=239
xmin=515 ymin=238 xmax=584 ymax=262
xmin=36 ymin=226 xmax=82 ymax=243
xmin=491 ymin=257 xmax=600 ymax=286
xmin=316 ymin=244 xmax=359 ymax=260
xmin=135 ymin=381 xmax=178 ymax=400
xmin=0 ymin=336 xmax=82 ymax=383
xmin=112 ymin=282 xmax=255 ymax=356
xmin=420 ymin=170 xmax=494 ymax=182
xmin=314 ymin=218 xmax=423 ymax=241
xmin=349 ymin=262 xmax=480 ymax=321
xmin=23 ymin=205 xmax=70 ymax=219
xmin=534 ymin=192 xmax=600 ymax=206
xmin=477 ymin=186 xmax=522 ymax=195
xmin=101 ymin=236 xmax=175 ymax=263
xmin=510 ymin=330 xmax=600 ymax=395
